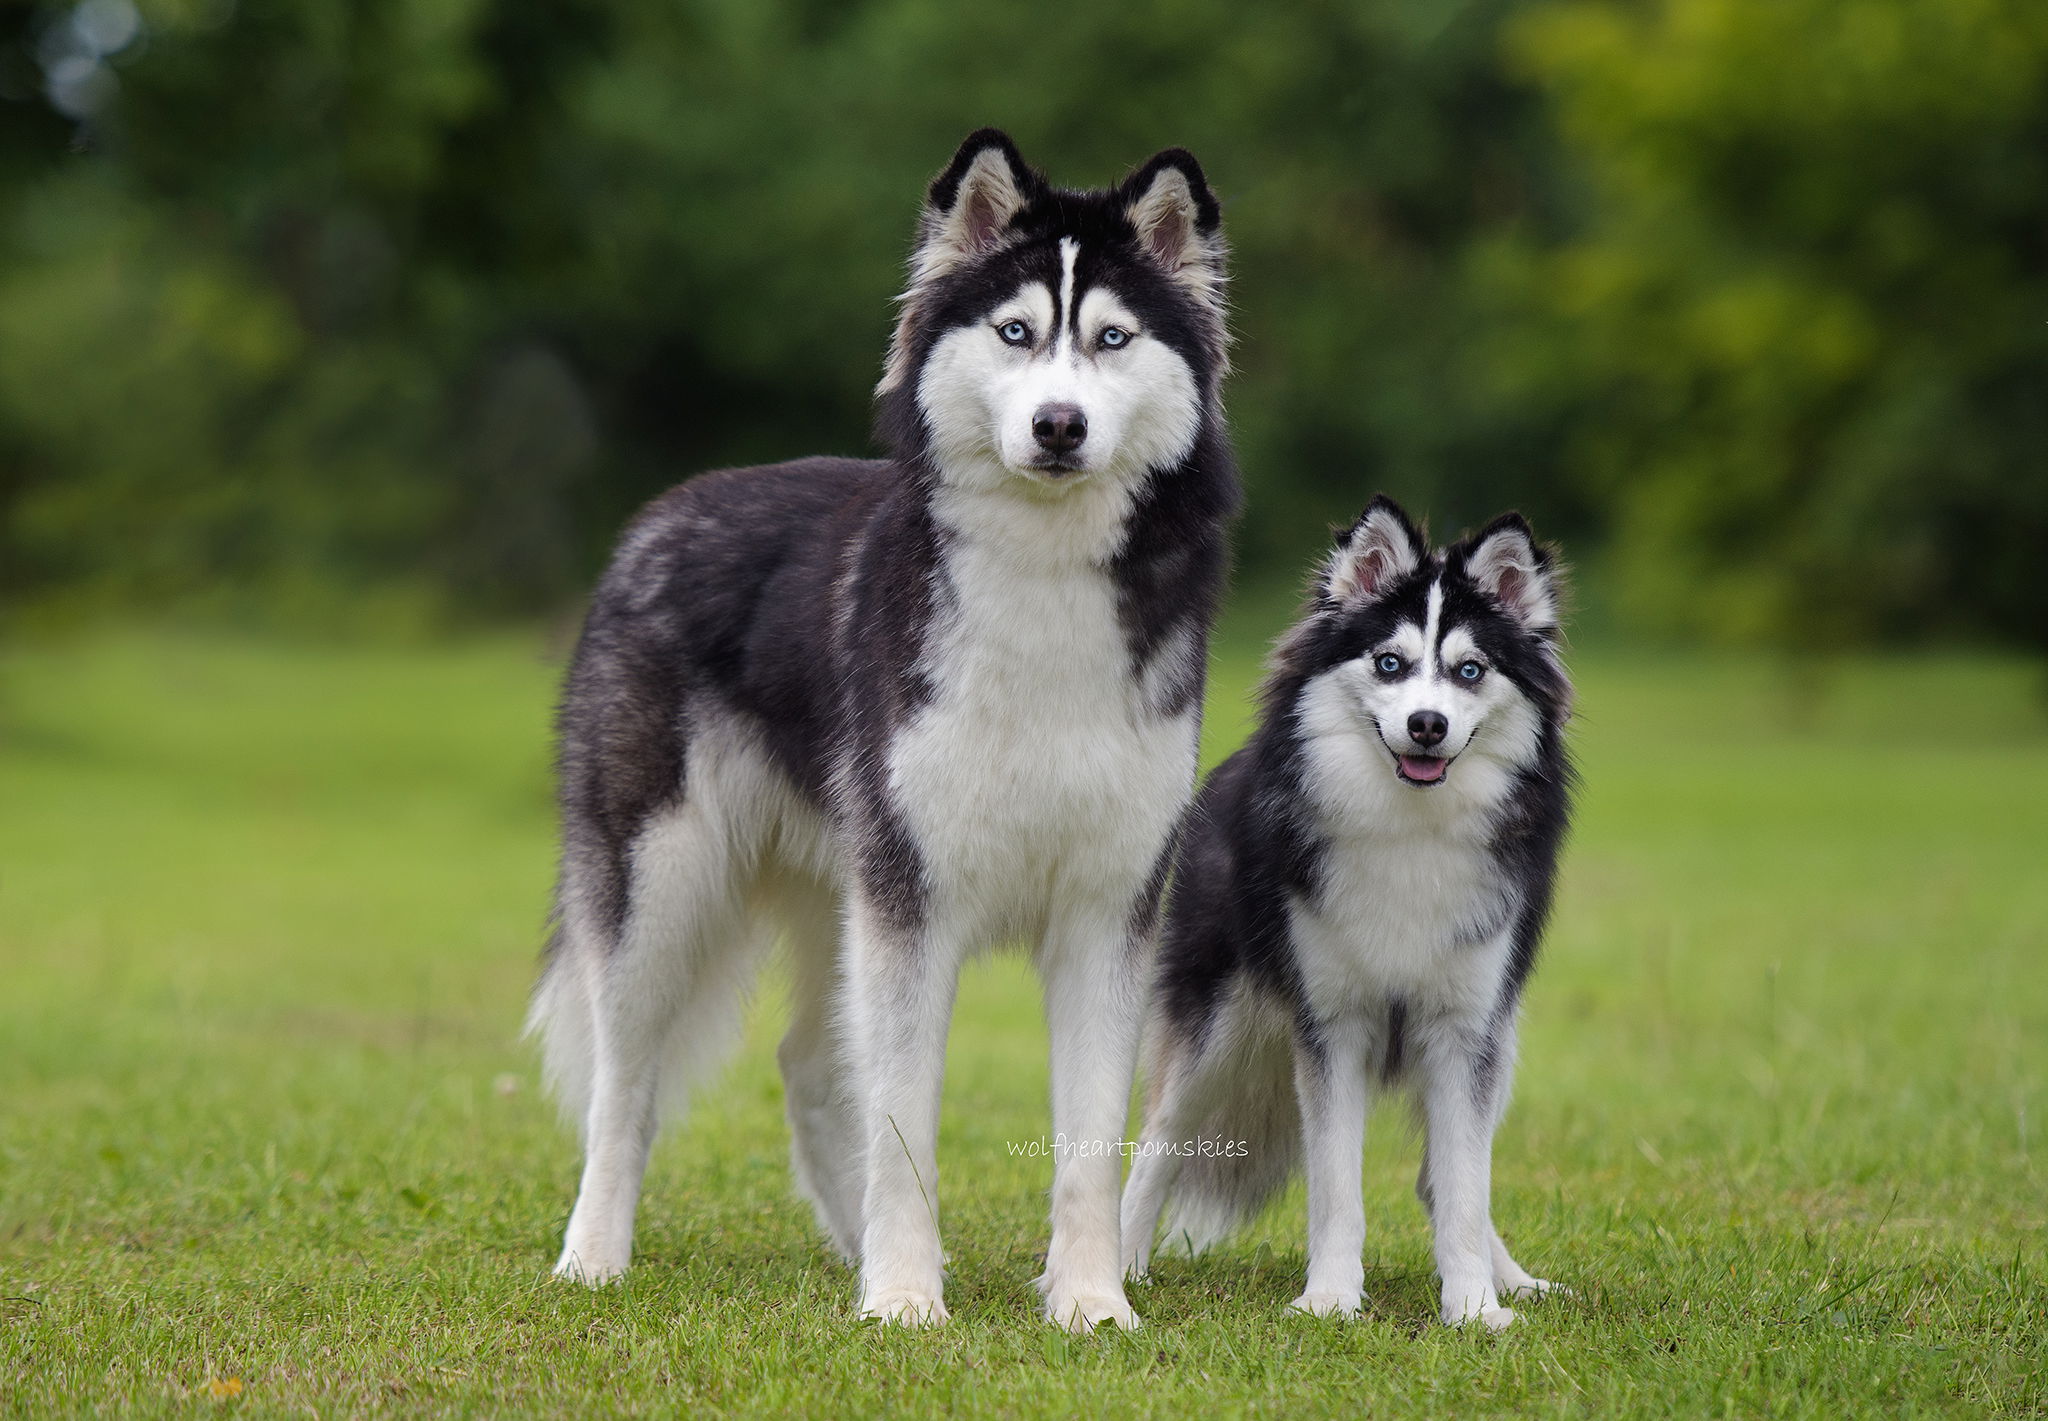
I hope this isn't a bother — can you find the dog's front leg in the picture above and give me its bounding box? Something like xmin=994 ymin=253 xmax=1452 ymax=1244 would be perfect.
xmin=1035 ymin=909 xmax=1144 ymax=1332
xmin=1290 ymin=1015 xmax=1372 ymax=1318
xmin=846 ymin=896 xmax=958 ymax=1327
xmin=1417 ymin=1023 xmax=1517 ymax=1331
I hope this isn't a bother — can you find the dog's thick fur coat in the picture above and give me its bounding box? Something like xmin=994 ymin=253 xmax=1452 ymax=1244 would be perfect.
xmin=1120 ymin=497 xmax=1574 ymax=1329
xmin=531 ymin=130 xmax=1238 ymax=1331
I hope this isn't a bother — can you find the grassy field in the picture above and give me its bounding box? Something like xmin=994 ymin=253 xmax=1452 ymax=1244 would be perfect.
xmin=2 ymin=625 xmax=2044 ymax=1417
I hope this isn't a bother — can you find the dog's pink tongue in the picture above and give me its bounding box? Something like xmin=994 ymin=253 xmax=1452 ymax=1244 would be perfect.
xmin=1399 ymin=755 xmax=1447 ymax=782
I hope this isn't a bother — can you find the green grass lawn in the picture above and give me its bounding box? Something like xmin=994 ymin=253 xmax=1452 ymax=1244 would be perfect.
xmin=2 ymin=625 xmax=2044 ymax=1417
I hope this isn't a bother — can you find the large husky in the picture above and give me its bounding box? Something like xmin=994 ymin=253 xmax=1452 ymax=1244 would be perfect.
xmin=530 ymin=130 xmax=1238 ymax=1331
xmin=1119 ymin=497 xmax=1573 ymax=1330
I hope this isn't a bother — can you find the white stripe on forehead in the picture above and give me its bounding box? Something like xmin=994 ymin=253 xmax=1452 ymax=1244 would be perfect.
xmin=1057 ymin=237 xmax=1079 ymax=354
xmin=1422 ymin=576 xmax=1445 ymax=679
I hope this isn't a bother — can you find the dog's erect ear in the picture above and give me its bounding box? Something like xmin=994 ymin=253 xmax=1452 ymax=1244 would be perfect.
xmin=910 ymin=129 xmax=1043 ymax=284
xmin=1463 ymin=513 xmax=1560 ymax=630
xmin=883 ymin=130 xmax=1042 ymax=393
xmin=1323 ymin=495 xmax=1426 ymax=606
xmin=1120 ymin=148 xmax=1225 ymax=294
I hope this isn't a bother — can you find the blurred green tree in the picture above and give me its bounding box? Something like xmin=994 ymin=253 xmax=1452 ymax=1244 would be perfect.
xmin=0 ymin=0 xmax=1565 ymax=625
xmin=1492 ymin=0 xmax=2048 ymax=650
xmin=0 ymin=0 xmax=616 ymax=624
xmin=0 ymin=0 xmax=2040 ymax=649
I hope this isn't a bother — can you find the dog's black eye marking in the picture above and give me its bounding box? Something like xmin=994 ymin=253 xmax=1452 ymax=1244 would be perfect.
xmin=997 ymin=320 xmax=1031 ymax=346
xmin=1375 ymin=652 xmax=1406 ymax=677
xmin=1099 ymin=325 xmax=1132 ymax=349
xmin=1455 ymin=659 xmax=1486 ymax=686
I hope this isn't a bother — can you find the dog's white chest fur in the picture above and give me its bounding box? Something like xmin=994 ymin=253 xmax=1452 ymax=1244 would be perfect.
xmin=887 ymin=479 xmax=1194 ymax=943
xmin=1287 ymin=675 xmax=1518 ymax=1016
xmin=1289 ymin=826 xmax=1513 ymax=1018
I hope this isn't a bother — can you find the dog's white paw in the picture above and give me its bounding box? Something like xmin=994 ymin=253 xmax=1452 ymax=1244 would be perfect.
xmin=1443 ymin=1302 xmax=1517 ymax=1332
xmin=1289 ymin=1290 xmax=1363 ymax=1319
xmin=1500 ymin=1275 xmax=1562 ymax=1301
xmin=1044 ymin=1289 xmax=1140 ymax=1333
xmin=860 ymin=1288 xmax=950 ymax=1327
xmin=552 ymin=1248 xmax=628 ymax=1286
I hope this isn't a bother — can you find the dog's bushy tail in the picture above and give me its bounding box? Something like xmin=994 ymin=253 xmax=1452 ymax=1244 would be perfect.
xmin=525 ymin=929 xmax=602 ymax=1132
xmin=1151 ymin=1012 xmax=1303 ymax=1256
xmin=524 ymin=915 xmax=760 ymax=1141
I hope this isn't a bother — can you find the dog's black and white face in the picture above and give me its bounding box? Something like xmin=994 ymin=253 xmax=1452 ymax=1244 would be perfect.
xmin=877 ymin=130 xmax=1228 ymax=493
xmin=1277 ymin=496 xmax=1568 ymax=809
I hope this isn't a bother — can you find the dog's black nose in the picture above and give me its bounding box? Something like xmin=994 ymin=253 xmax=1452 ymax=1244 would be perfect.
xmin=1407 ymin=710 xmax=1448 ymax=748
xmin=1032 ymin=403 xmax=1087 ymax=456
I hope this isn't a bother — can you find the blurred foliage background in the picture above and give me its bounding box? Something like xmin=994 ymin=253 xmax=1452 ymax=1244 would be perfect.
xmin=0 ymin=0 xmax=2042 ymax=649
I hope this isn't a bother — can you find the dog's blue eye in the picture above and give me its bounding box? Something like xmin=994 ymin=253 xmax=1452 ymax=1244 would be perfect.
xmin=1100 ymin=326 xmax=1130 ymax=349
xmin=1457 ymin=661 xmax=1485 ymax=682
xmin=1377 ymin=653 xmax=1404 ymax=675
xmin=998 ymin=321 xmax=1030 ymax=346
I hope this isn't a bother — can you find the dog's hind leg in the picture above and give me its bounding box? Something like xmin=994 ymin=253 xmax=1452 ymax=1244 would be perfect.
xmin=773 ymin=883 xmax=862 ymax=1260
xmin=554 ymin=974 xmax=666 ymax=1283
xmin=1413 ymin=1160 xmax=1556 ymax=1301
xmin=1472 ymin=1017 xmax=1556 ymax=1302
xmin=1489 ymin=1229 xmax=1558 ymax=1300
xmin=1120 ymin=1033 xmax=1197 ymax=1281
xmin=553 ymin=805 xmax=755 ymax=1285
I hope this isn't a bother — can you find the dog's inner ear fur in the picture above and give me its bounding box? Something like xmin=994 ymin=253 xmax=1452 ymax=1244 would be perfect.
xmin=1128 ymin=168 xmax=1201 ymax=271
xmin=918 ymin=146 xmax=1032 ymax=280
xmin=1327 ymin=504 xmax=1423 ymax=605
xmin=1466 ymin=523 xmax=1558 ymax=629
xmin=1125 ymin=165 xmax=1220 ymax=285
